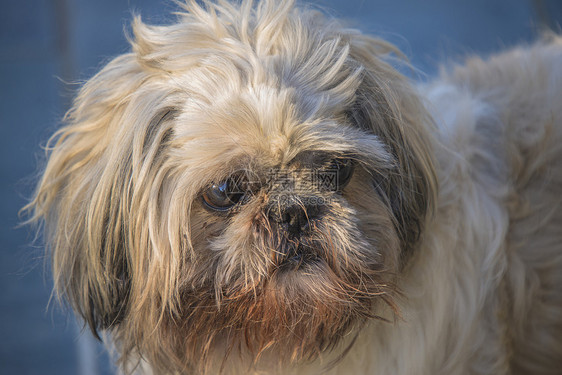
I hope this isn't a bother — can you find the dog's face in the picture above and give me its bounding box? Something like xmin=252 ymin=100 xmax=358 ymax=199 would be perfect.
xmin=28 ymin=0 xmax=436 ymax=373
xmin=170 ymin=84 xmax=402 ymax=367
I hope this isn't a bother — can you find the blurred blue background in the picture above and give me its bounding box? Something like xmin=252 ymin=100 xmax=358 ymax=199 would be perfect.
xmin=1 ymin=0 xmax=561 ymax=374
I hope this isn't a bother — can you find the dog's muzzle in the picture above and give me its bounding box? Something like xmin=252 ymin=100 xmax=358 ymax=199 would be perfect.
xmin=267 ymin=195 xmax=324 ymax=268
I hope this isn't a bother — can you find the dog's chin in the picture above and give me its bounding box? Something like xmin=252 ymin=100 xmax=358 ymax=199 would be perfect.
xmin=163 ymin=233 xmax=395 ymax=373
xmin=155 ymin=196 xmax=402 ymax=371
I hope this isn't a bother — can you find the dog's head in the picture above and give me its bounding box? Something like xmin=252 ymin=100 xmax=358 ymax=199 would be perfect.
xmin=27 ymin=0 xmax=437 ymax=373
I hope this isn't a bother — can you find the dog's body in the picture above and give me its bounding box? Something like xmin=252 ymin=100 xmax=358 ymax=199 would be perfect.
xmin=26 ymin=1 xmax=562 ymax=374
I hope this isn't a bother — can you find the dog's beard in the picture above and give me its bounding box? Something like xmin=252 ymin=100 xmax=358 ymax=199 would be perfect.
xmin=150 ymin=175 xmax=401 ymax=373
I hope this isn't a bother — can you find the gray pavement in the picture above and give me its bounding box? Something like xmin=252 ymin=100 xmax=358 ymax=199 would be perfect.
xmin=1 ymin=1 xmax=561 ymax=374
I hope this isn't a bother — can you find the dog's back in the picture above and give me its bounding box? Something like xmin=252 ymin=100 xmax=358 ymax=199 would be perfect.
xmin=427 ymin=37 xmax=562 ymax=374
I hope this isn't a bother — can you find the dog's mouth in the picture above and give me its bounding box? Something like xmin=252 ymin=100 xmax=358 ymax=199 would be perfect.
xmin=276 ymin=244 xmax=321 ymax=271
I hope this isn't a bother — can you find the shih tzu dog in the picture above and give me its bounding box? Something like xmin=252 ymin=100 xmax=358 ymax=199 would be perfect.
xmin=26 ymin=0 xmax=562 ymax=374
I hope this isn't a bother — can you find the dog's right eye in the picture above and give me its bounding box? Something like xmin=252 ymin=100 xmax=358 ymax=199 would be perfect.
xmin=201 ymin=179 xmax=244 ymax=211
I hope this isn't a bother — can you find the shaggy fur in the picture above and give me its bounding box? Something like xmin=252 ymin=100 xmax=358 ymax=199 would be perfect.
xmin=25 ymin=1 xmax=562 ymax=374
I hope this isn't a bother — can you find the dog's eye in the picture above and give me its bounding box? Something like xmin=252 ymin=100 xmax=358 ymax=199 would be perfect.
xmin=331 ymin=158 xmax=355 ymax=190
xmin=201 ymin=179 xmax=244 ymax=211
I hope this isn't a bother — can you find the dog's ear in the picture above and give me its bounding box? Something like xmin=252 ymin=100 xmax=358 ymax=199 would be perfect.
xmin=24 ymin=45 xmax=177 ymax=337
xmin=347 ymin=35 xmax=438 ymax=256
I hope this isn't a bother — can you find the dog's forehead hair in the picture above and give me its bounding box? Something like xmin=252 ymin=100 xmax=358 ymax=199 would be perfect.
xmin=176 ymin=80 xmax=363 ymax=168
xmin=171 ymin=79 xmax=393 ymax=193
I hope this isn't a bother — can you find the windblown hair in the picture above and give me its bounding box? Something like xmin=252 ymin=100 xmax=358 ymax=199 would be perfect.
xmin=25 ymin=0 xmax=438 ymax=373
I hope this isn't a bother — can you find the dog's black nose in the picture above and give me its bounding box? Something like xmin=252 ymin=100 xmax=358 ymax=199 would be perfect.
xmin=273 ymin=202 xmax=321 ymax=236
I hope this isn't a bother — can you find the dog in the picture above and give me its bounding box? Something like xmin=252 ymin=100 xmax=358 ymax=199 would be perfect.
xmin=25 ymin=0 xmax=562 ymax=374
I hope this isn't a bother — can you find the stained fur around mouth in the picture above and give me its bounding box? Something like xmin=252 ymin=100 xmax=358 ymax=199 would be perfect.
xmin=167 ymin=243 xmax=397 ymax=374
xmin=158 ymin=199 xmax=400 ymax=373
xmin=274 ymin=241 xmax=321 ymax=271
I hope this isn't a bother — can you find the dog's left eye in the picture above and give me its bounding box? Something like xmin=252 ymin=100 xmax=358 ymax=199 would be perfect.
xmin=201 ymin=179 xmax=244 ymax=211
xmin=330 ymin=158 xmax=355 ymax=191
